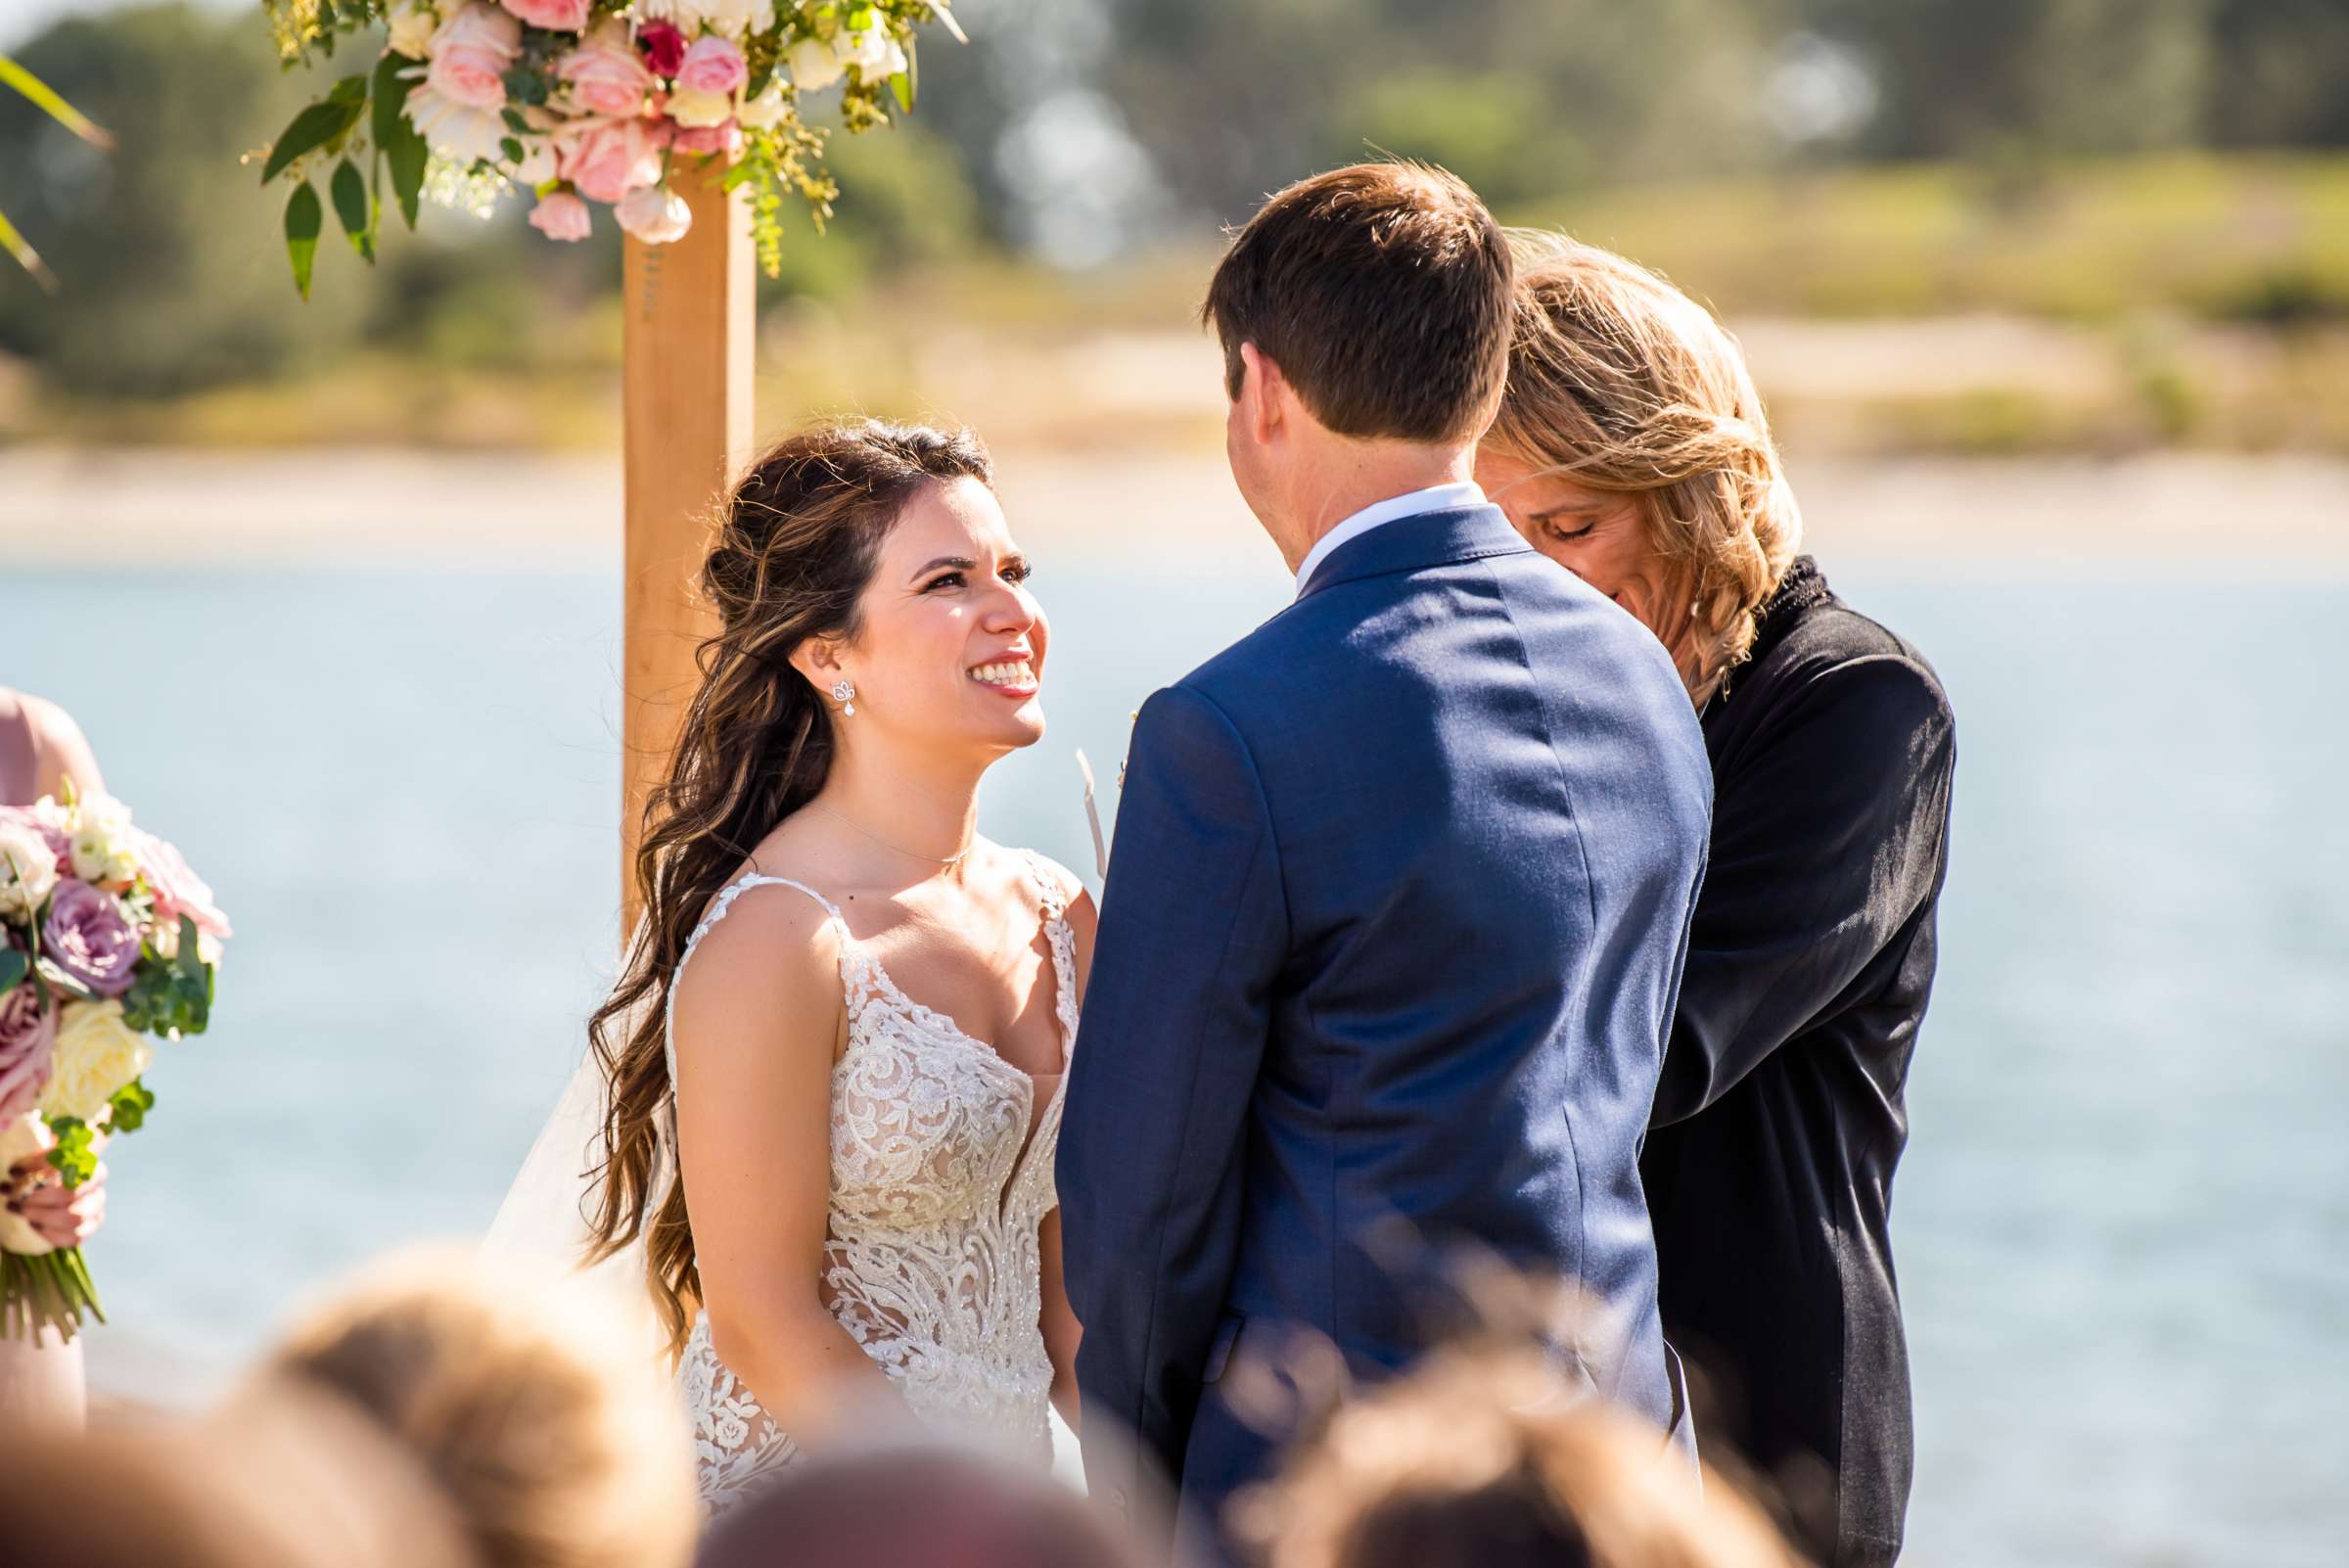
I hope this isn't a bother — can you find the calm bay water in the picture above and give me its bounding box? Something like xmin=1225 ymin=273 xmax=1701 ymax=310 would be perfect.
xmin=3 ymin=561 xmax=2344 ymax=1567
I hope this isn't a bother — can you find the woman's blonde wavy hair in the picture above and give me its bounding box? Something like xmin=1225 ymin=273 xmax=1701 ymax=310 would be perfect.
xmin=1485 ymin=230 xmax=1802 ymax=705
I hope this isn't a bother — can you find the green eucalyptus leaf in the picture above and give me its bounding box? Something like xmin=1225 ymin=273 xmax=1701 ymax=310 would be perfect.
xmin=326 ymin=71 xmax=367 ymax=108
xmin=261 ymin=98 xmax=361 ymax=184
xmin=331 ymin=157 xmax=371 ymax=254
xmin=0 ymin=949 xmax=25 ymax=992
xmin=372 ymin=49 xmax=410 ymax=153
xmin=284 ymin=180 xmax=322 ymax=300
xmin=387 ymin=117 xmax=428 ymax=230
xmin=106 ymin=1079 xmax=155 ymax=1135
xmin=44 ymin=1119 xmax=96 ymax=1188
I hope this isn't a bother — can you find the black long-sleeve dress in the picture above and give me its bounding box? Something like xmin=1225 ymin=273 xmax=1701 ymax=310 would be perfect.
xmin=1641 ymin=557 xmax=1956 ymax=1568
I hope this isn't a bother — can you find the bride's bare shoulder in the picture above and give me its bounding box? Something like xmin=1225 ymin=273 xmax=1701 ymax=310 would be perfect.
xmin=668 ymin=873 xmax=845 ymax=1060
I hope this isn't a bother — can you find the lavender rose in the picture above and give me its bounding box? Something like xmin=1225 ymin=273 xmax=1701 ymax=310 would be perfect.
xmin=42 ymin=881 xmax=141 ymax=997
xmin=0 ymin=981 xmax=56 ymax=1121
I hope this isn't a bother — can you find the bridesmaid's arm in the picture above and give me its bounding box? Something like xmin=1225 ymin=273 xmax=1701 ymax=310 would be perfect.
xmin=1039 ymin=884 xmax=1096 ymax=1426
xmin=671 ymin=887 xmax=899 ymax=1444
xmin=23 ymin=695 xmax=106 ymax=802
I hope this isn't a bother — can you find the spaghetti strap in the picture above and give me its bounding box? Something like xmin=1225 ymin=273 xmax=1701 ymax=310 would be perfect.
xmin=665 ymin=873 xmax=846 ymax=1085
xmin=1016 ymin=850 xmax=1067 ymax=921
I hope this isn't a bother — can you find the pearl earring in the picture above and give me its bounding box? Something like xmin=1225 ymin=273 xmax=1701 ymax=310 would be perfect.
xmin=830 ymin=679 xmax=857 ymax=716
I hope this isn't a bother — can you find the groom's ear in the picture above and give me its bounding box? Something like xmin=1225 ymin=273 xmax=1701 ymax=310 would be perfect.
xmin=1238 ymin=342 xmax=1289 ymax=444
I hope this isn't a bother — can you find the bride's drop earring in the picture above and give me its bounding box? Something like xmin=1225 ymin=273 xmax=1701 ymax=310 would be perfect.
xmin=831 ymin=679 xmax=857 ymax=716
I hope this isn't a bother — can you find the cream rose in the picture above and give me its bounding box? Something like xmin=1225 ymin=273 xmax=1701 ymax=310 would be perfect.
xmin=388 ymin=0 xmax=442 ymax=58
xmin=736 ymin=79 xmax=789 ymax=128
xmin=0 ymin=821 xmax=58 ymax=922
xmin=39 ymin=1000 xmax=153 ymax=1128
xmin=665 ymin=86 xmax=735 ymax=129
xmin=786 ymin=35 xmax=845 ymax=92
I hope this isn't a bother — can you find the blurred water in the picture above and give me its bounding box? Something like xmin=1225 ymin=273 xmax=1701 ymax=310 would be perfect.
xmin=2 ymin=561 xmax=2344 ymax=1568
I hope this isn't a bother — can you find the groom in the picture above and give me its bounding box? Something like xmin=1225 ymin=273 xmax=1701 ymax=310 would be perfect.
xmin=1058 ymin=162 xmax=1714 ymax=1563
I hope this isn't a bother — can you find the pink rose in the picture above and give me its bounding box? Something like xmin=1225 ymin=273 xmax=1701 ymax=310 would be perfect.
xmin=556 ymin=24 xmax=654 ymax=117
xmin=674 ymin=35 xmax=748 ymax=97
xmin=0 ymin=807 xmax=69 ymax=879
xmin=0 ymin=980 xmax=55 ymax=1123
xmin=529 ymin=190 xmax=593 ymax=241
xmin=558 ymin=115 xmax=666 ymax=204
xmin=128 ymin=828 xmax=229 ymax=941
xmin=426 ymin=3 xmax=523 ymax=111
xmin=670 ymin=118 xmax=742 ymax=158
xmin=635 ymin=21 xmax=687 ymax=78
xmin=499 ymin=0 xmax=590 ymax=29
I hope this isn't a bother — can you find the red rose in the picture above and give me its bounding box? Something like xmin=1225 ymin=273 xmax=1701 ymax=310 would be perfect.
xmin=636 ymin=22 xmax=687 ymax=78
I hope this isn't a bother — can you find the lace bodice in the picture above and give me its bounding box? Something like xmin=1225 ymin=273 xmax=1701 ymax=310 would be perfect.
xmin=666 ymin=853 xmax=1078 ymax=1519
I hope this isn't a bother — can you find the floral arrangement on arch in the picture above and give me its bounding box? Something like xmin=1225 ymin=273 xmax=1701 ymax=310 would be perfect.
xmin=257 ymin=0 xmax=966 ymax=296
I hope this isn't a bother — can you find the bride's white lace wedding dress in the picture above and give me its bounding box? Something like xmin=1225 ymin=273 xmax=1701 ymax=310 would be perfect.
xmin=668 ymin=853 xmax=1078 ymax=1518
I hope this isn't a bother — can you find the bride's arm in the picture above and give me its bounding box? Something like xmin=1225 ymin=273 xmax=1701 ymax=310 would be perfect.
xmin=671 ymin=887 xmax=898 ymax=1444
xmin=1039 ymin=884 xmax=1097 ymax=1427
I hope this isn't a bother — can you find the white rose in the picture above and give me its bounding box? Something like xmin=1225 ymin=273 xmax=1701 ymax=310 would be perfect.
xmin=632 ymin=0 xmax=708 ymax=26
xmin=786 ymin=35 xmax=844 ymax=91
xmin=388 ymin=0 xmax=441 ymax=58
xmin=404 ymin=83 xmax=508 ymax=162
xmin=839 ymin=23 xmax=894 ymax=75
xmin=0 ymin=820 xmax=58 ymax=922
xmin=69 ymin=821 xmax=133 ymax=888
xmin=0 ymin=1115 xmax=54 ymax=1256
xmin=736 ymin=80 xmax=790 ymax=128
xmin=665 ymin=85 xmax=735 ymax=128
xmin=614 ymin=184 xmax=694 ymax=244
xmin=39 ymin=1001 xmax=153 ymax=1128
xmin=697 ymin=0 xmax=776 ymax=37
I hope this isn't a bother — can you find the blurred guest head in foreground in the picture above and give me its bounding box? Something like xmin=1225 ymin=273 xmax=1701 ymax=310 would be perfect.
xmin=0 ymin=1376 xmax=476 ymax=1568
xmin=1249 ymin=1345 xmax=1804 ymax=1568
xmin=253 ymin=1249 xmax=696 ymax=1568
xmin=695 ymin=1439 xmax=1148 ymax=1568
xmin=1480 ymin=231 xmax=1803 ymax=704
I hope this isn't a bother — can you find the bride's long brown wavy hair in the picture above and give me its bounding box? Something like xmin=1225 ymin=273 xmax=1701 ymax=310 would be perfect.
xmin=583 ymin=420 xmax=993 ymax=1359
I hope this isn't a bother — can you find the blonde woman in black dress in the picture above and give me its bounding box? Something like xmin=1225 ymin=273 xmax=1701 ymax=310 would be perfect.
xmin=1479 ymin=235 xmax=1957 ymax=1568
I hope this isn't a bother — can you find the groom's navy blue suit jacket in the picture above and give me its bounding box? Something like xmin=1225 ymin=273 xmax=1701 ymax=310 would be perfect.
xmin=1059 ymin=504 xmax=1713 ymax=1556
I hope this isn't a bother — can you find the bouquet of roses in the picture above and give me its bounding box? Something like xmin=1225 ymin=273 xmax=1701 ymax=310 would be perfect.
xmin=257 ymin=0 xmax=966 ymax=297
xmin=0 ymin=788 xmax=228 ymax=1342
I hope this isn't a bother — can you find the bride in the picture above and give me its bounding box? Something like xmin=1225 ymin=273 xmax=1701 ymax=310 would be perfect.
xmin=570 ymin=422 xmax=1092 ymax=1517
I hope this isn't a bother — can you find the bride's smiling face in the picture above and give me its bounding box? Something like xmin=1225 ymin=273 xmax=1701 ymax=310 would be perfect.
xmin=828 ymin=476 xmax=1048 ymax=757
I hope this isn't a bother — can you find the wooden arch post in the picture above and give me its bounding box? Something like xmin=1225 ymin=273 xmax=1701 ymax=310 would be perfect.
xmin=620 ymin=162 xmax=756 ymax=931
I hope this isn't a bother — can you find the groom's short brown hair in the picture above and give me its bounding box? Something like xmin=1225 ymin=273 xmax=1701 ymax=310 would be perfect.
xmin=1203 ymin=161 xmax=1513 ymax=444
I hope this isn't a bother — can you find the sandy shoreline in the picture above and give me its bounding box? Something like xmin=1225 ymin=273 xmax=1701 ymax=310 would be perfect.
xmin=5 ymin=443 xmax=2346 ymax=576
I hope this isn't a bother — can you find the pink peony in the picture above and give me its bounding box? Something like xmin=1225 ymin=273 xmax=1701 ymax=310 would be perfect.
xmin=42 ymin=882 xmax=140 ymax=998
xmin=674 ymin=34 xmax=748 ymax=96
xmin=128 ymin=827 xmax=229 ymax=941
xmin=556 ymin=23 xmax=655 ymax=117
xmin=426 ymin=2 xmax=524 ymax=111
xmin=558 ymin=115 xmax=667 ymax=204
xmin=635 ymin=21 xmax=688 ymax=78
xmin=529 ymin=190 xmax=593 ymax=240
xmin=499 ymin=0 xmax=591 ymax=29
xmin=0 ymin=980 xmax=55 ymax=1122
xmin=670 ymin=118 xmax=742 ymax=158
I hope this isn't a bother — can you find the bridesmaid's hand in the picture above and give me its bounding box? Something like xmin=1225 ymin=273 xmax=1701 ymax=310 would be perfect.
xmin=3 ymin=1154 xmax=107 ymax=1250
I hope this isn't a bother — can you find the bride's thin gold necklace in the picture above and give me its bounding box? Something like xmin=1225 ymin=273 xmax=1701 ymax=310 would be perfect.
xmin=810 ymin=803 xmax=974 ymax=868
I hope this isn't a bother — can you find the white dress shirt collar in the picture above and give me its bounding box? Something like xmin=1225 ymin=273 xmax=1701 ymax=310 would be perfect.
xmin=1293 ymin=481 xmax=1488 ymax=596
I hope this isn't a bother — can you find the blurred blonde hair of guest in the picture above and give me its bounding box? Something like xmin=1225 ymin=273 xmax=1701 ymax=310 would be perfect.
xmin=696 ymin=1440 xmax=1150 ymax=1568
xmin=256 ymin=1248 xmax=697 ymax=1568
xmin=1252 ymin=1345 xmax=1806 ymax=1568
xmin=1479 ymin=230 xmax=1804 ymax=705
xmin=0 ymin=1378 xmax=476 ymax=1568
